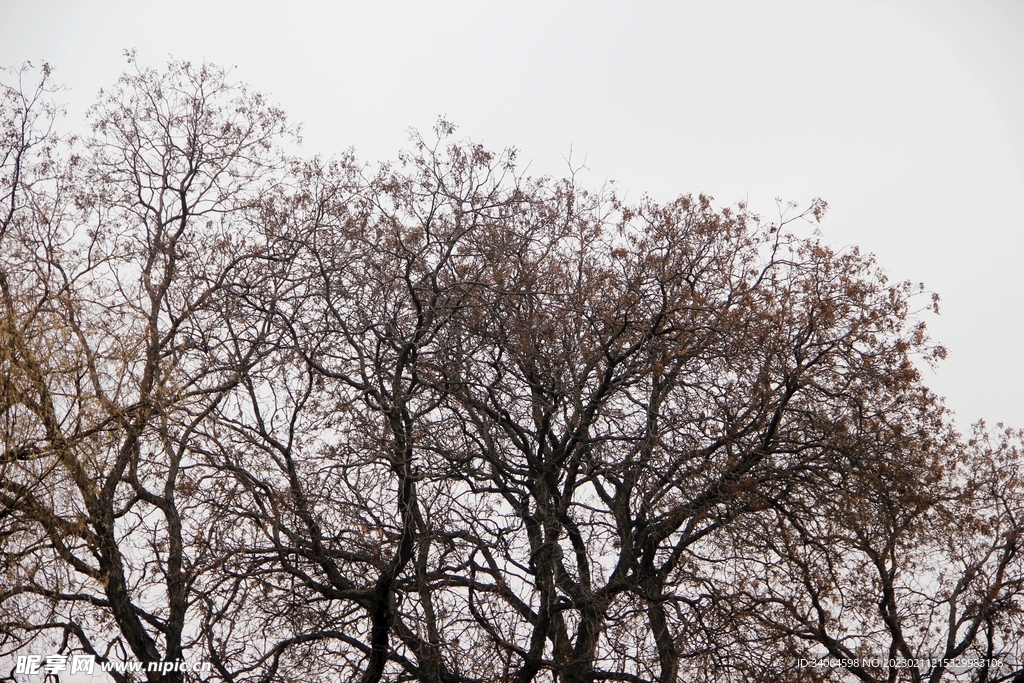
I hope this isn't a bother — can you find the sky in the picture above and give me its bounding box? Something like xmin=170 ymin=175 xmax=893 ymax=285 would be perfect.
xmin=2 ymin=0 xmax=1023 ymax=428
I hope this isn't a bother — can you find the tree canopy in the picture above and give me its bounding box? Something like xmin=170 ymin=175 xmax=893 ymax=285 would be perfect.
xmin=2 ymin=58 xmax=1023 ymax=683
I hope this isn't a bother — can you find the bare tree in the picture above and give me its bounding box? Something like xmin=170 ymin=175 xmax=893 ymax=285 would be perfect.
xmin=209 ymin=122 xmax=994 ymax=683
xmin=725 ymin=420 xmax=1024 ymax=683
xmin=1 ymin=60 xmax=75 ymax=671
xmin=1 ymin=56 xmax=292 ymax=682
xmin=3 ymin=57 xmax=1023 ymax=683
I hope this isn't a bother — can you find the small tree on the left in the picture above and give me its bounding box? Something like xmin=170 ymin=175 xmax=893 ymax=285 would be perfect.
xmin=0 ymin=57 xmax=293 ymax=682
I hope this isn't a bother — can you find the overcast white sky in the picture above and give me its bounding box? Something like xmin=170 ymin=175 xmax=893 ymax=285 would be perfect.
xmin=3 ymin=0 xmax=1023 ymax=428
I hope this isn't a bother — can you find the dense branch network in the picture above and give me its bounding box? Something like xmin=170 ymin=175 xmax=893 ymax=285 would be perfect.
xmin=1 ymin=59 xmax=1023 ymax=683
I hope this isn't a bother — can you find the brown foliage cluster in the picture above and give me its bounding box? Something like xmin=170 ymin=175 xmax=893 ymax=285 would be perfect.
xmin=2 ymin=60 xmax=1023 ymax=683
